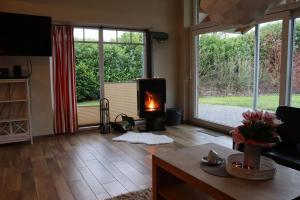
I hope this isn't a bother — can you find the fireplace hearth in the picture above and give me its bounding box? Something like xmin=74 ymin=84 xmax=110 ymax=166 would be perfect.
xmin=137 ymin=78 xmax=166 ymax=131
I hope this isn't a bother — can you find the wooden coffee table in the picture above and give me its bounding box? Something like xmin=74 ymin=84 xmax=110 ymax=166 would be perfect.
xmin=152 ymin=143 xmax=300 ymax=200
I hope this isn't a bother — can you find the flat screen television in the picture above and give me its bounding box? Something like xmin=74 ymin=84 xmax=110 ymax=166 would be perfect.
xmin=0 ymin=12 xmax=52 ymax=56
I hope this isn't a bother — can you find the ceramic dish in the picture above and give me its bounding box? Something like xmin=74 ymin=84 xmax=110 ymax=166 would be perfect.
xmin=202 ymin=157 xmax=225 ymax=166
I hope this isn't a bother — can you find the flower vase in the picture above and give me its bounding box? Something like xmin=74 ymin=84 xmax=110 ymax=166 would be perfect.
xmin=243 ymin=144 xmax=262 ymax=169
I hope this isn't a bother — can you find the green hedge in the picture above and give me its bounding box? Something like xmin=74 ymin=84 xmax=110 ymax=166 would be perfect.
xmin=75 ymin=33 xmax=143 ymax=101
xmin=198 ymin=22 xmax=285 ymax=96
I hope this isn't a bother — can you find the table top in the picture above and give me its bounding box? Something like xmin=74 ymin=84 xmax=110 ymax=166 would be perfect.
xmin=154 ymin=143 xmax=300 ymax=200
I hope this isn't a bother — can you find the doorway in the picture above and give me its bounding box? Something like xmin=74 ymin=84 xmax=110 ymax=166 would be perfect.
xmin=74 ymin=27 xmax=145 ymax=127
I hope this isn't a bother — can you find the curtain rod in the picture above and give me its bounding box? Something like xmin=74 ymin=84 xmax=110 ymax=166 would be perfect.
xmin=52 ymin=20 xmax=149 ymax=32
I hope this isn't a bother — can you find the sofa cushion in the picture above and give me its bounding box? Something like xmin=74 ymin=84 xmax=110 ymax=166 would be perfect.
xmin=276 ymin=106 xmax=300 ymax=144
xmin=263 ymin=146 xmax=300 ymax=171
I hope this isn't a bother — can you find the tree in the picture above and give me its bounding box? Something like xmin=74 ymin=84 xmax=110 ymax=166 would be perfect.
xmin=75 ymin=32 xmax=143 ymax=101
xmin=76 ymin=63 xmax=99 ymax=101
xmin=197 ymin=22 xmax=294 ymax=97
xmin=198 ymin=31 xmax=254 ymax=96
xmin=104 ymin=44 xmax=143 ymax=82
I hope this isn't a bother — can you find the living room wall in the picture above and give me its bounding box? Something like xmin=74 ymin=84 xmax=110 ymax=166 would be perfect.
xmin=0 ymin=0 xmax=181 ymax=136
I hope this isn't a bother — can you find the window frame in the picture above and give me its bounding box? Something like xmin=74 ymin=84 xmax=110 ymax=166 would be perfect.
xmin=74 ymin=27 xmax=146 ymax=99
xmin=189 ymin=11 xmax=291 ymax=131
xmin=102 ymin=29 xmax=144 ymax=45
xmin=287 ymin=10 xmax=300 ymax=107
xmin=101 ymin=28 xmax=145 ymax=84
xmin=74 ymin=27 xmax=99 ymax=43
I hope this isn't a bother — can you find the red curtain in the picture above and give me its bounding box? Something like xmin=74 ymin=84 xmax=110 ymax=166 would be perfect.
xmin=52 ymin=25 xmax=78 ymax=134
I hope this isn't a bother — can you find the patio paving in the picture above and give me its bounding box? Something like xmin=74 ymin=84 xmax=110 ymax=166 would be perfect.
xmin=198 ymin=104 xmax=251 ymax=127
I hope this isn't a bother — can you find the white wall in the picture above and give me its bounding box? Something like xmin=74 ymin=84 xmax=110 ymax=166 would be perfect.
xmin=0 ymin=0 xmax=181 ymax=135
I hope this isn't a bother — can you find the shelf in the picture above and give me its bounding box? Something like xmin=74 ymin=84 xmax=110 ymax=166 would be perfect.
xmin=0 ymin=79 xmax=28 ymax=83
xmin=0 ymin=78 xmax=32 ymax=144
xmin=0 ymin=133 xmax=30 ymax=144
xmin=0 ymin=99 xmax=27 ymax=103
xmin=0 ymin=118 xmax=29 ymax=123
xmin=159 ymin=184 xmax=213 ymax=200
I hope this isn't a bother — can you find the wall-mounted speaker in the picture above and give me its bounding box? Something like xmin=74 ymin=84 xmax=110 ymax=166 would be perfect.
xmin=150 ymin=32 xmax=168 ymax=42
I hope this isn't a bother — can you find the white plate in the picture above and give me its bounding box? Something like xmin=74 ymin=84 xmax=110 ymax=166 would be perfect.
xmin=202 ymin=157 xmax=225 ymax=166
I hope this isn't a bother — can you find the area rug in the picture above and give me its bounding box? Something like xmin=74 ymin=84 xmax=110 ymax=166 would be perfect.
xmin=105 ymin=188 xmax=151 ymax=200
xmin=113 ymin=132 xmax=173 ymax=145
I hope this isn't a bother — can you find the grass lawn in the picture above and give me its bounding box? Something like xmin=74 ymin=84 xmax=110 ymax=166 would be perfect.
xmin=78 ymin=100 xmax=99 ymax=107
xmin=200 ymin=94 xmax=300 ymax=111
xmin=78 ymin=95 xmax=300 ymax=110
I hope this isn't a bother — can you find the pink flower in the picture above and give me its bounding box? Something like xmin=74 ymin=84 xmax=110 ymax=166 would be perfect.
xmin=232 ymin=129 xmax=245 ymax=144
xmin=272 ymin=119 xmax=282 ymax=127
xmin=242 ymin=111 xmax=252 ymax=120
xmin=237 ymin=111 xmax=281 ymax=147
xmin=263 ymin=112 xmax=274 ymax=122
xmin=237 ymin=110 xmax=282 ymax=146
xmin=251 ymin=111 xmax=263 ymax=120
xmin=242 ymin=119 xmax=252 ymax=127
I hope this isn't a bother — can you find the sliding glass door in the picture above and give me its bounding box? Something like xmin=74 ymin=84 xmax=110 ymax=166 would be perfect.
xmin=103 ymin=30 xmax=144 ymax=120
xmin=74 ymin=28 xmax=100 ymax=126
xmin=74 ymin=27 xmax=145 ymax=127
xmin=194 ymin=20 xmax=283 ymax=128
xmin=258 ymin=20 xmax=282 ymax=111
xmin=196 ymin=29 xmax=255 ymax=127
xmin=291 ymin=18 xmax=300 ymax=108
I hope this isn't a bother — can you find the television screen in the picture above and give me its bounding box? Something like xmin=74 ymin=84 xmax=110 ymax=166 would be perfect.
xmin=0 ymin=12 xmax=52 ymax=56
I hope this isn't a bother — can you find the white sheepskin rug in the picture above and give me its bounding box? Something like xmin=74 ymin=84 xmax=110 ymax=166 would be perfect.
xmin=112 ymin=132 xmax=173 ymax=145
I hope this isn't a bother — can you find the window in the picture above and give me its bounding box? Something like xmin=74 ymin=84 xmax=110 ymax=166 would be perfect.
xmin=103 ymin=30 xmax=144 ymax=44
xmin=74 ymin=28 xmax=84 ymax=41
xmin=74 ymin=28 xmax=99 ymax=42
xmin=74 ymin=28 xmax=100 ymax=126
xmin=103 ymin=30 xmax=116 ymax=42
xmin=194 ymin=20 xmax=283 ymax=127
xmin=74 ymin=27 xmax=145 ymax=127
xmin=103 ymin=30 xmax=144 ymax=83
xmin=258 ymin=21 xmax=282 ymax=111
xmin=291 ymin=18 xmax=300 ymax=108
xmin=196 ymin=29 xmax=255 ymax=127
xmin=84 ymin=29 xmax=99 ymax=42
xmin=194 ymin=0 xmax=208 ymax=25
xmin=192 ymin=3 xmax=300 ymax=131
xmin=103 ymin=29 xmax=144 ymax=120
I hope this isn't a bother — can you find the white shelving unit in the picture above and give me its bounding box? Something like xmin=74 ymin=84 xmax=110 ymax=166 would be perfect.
xmin=0 ymin=79 xmax=32 ymax=144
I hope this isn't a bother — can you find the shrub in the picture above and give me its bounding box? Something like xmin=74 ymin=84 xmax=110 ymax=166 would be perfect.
xmin=75 ymin=63 xmax=99 ymax=101
xmin=75 ymin=33 xmax=143 ymax=101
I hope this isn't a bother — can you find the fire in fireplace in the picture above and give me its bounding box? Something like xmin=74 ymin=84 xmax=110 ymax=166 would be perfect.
xmin=145 ymin=91 xmax=161 ymax=112
xmin=137 ymin=78 xmax=166 ymax=131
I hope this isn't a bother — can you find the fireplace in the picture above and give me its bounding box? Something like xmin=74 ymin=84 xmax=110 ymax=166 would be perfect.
xmin=137 ymin=78 xmax=166 ymax=131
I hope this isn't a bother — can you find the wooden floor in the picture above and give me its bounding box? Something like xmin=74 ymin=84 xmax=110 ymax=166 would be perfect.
xmin=0 ymin=124 xmax=232 ymax=200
